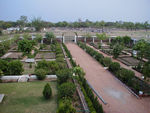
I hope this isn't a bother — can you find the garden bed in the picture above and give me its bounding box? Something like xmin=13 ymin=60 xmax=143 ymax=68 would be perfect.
xmin=35 ymin=52 xmax=55 ymax=59
xmin=0 ymin=81 xmax=57 ymax=113
xmin=1 ymin=52 xmax=22 ymax=59
xmin=117 ymin=56 xmax=143 ymax=66
xmin=23 ymin=62 xmax=35 ymax=74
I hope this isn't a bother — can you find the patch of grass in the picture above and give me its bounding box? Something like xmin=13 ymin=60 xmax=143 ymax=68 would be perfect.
xmin=0 ymin=81 xmax=57 ymax=113
xmin=23 ymin=63 xmax=35 ymax=74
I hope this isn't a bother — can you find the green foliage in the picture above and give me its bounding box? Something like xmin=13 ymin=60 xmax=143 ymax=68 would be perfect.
xmin=18 ymin=39 xmax=34 ymax=54
xmin=73 ymin=66 xmax=85 ymax=76
xmin=0 ymin=69 xmax=3 ymax=77
xmin=96 ymin=33 xmax=107 ymax=43
xmin=23 ymin=33 xmax=31 ymax=40
xmin=116 ymin=68 xmax=134 ymax=86
xmin=56 ymin=69 xmax=71 ymax=84
xmin=57 ymin=99 xmax=76 ymax=113
xmin=45 ymin=32 xmax=56 ymax=44
xmin=133 ymin=39 xmax=148 ymax=60
xmin=109 ymin=62 xmax=120 ymax=73
xmin=32 ymin=17 xmax=43 ymax=31
xmin=35 ymin=60 xmax=59 ymax=74
xmin=101 ymin=57 xmax=112 ymax=67
xmin=43 ymin=83 xmax=52 ymax=99
xmin=122 ymin=36 xmax=131 ymax=46
xmin=35 ymin=33 xmax=42 ymax=42
xmin=0 ymin=59 xmax=8 ymax=74
xmin=112 ymin=44 xmax=124 ymax=58
xmin=142 ymin=63 xmax=150 ymax=78
xmin=35 ymin=69 xmax=47 ymax=80
xmin=8 ymin=60 xmax=24 ymax=75
xmin=58 ymin=82 xmax=76 ymax=99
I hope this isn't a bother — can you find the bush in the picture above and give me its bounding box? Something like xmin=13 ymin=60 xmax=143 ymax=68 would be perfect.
xmin=43 ymin=83 xmax=52 ymax=99
xmin=116 ymin=68 xmax=134 ymax=86
xmin=101 ymin=57 xmax=112 ymax=67
xmin=109 ymin=62 xmax=120 ymax=73
xmin=58 ymin=82 xmax=76 ymax=99
xmin=56 ymin=69 xmax=71 ymax=84
xmin=8 ymin=60 xmax=24 ymax=75
xmin=35 ymin=69 xmax=47 ymax=80
xmin=57 ymin=99 xmax=76 ymax=113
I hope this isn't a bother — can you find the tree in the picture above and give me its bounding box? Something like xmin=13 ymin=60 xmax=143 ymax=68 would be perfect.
xmin=0 ymin=69 xmax=3 ymax=77
xmin=58 ymin=82 xmax=76 ymax=98
xmin=113 ymin=44 xmax=124 ymax=58
xmin=35 ymin=69 xmax=47 ymax=80
xmin=18 ymin=39 xmax=33 ymax=54
xmin=96 ymin=33 xmax=107 ymax=44
xmin=45 ymin=32 xmax=56 ymax=44
xmin=32 ymin=17 xmax=43 ymax=31
xmin=142 ymin=63 xmax=150 ymax=78
xmin=8 ymin=60 xmax=24 ymax=75
xmin=133 ymin=39 xmax=147 ymax=60
xmin=143 ymin=21 xmax=149 ymax=31
xmin=35 ymin=33 xmax=42 ymax=42
xmin=43 ymin=83 xmax=52 ymax=99
xmin=122 ymin=36 xmax=131 ymax=47
xmin=56 ymin=69 xmax=71 ymax=84
xmin=17 ymin=16 xmax=28 ymax=28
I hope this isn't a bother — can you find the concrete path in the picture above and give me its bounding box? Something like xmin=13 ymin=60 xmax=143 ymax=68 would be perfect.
xmin=66 ymin=43 xmax=150 ymax=113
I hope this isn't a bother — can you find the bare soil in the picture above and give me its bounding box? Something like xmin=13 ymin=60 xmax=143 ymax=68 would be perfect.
xmin=66 ymin=43 xmax=150 ymax=113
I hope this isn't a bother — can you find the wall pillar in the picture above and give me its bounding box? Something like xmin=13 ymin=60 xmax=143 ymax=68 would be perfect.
xmin=74 ymin=35 xmax=77 ymax=43
xmin=92 ymin=37 xmax=95 ymax=43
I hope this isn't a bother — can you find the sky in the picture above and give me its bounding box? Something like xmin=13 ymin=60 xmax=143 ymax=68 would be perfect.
xmin=0 ymin=0 xmax=150 ymax=22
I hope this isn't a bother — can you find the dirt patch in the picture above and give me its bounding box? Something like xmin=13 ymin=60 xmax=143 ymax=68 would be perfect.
xmin=35 ymin=52 xmax=55 ymax=59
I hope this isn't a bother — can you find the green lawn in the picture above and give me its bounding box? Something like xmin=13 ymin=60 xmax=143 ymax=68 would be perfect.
xmin=0 ymin=81 xmax=57 ymax=113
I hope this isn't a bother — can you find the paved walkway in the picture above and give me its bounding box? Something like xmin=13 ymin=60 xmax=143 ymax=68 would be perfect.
xmin=66 ymin=43 xmax=150 ymax=113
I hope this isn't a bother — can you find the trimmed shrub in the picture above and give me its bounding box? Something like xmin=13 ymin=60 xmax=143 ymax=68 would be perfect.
xmin=58 ymin=82 xmax=76 ymax=99
xmin=57 ymin=99 xmax=76 ymax=113
xmin=43 ymin=83 xmax=52 ymax=99
xmin=109 ymin=62 xmax=120 ymax=73
xmin=56 ymin=69 xmax=71 ymax=84
xmin=101 ymin=57 xmax=112 ymax=67
xmin=35 ymin=69 xmax=47 ymax=80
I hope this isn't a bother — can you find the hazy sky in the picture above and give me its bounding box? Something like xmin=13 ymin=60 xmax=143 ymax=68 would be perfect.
xmin=0 ymin=0 xmax=150 ymax=22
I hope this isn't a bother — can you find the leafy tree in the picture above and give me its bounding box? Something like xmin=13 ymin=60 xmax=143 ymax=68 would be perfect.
xmin=133 ymin=39 xmax=147 ymax=60
xmin=58 ymin=82 xmax=76 ymax=99
xmin=122 ymin=36 xmax=131 ymax=47
xmin=142 ymin=63 xmax=150 ymax=78
xmin=45 ymin=32 xmax=56 ymax=44
xmin=18 ymin=39 xmax=34 ymax=54
xmin=112 ymin=44 xmax=124 ymax=58
xmin=32 ymin=17 xmax=43 ymax=31
xmin=96 ymin=33 xmax=107 ymax=44
xmin=35 ymin=68 xmax=47 ymax=80
xmin=35 ymin=33 xmax=42 ymax=43
xmin=17 ymin=15 xmax=28 ymax=28
xmin=43 ymin=83 xmax=52 ymax=99
xmin=8 ymin=60 xmax=24 ymax=75
xmin=23 ymin=33 xmax=31 ymax=40
xmin=56 ymin=69 xmax=71 ymax=84
xmin=143 ymin=21 xmax=149 ymax=31
xmin=57 ymin=99 xmax=76 ymax=113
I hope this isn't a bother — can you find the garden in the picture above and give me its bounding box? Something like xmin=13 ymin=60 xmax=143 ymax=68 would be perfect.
xmin=0 ymin=81 xmax=57 ymax=113
xmin=78 ymin=41 xmax=150 ymax=96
